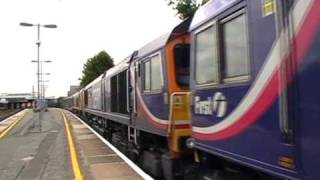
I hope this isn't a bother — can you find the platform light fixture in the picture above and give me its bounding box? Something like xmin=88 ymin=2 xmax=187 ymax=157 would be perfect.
xmin=19 ymin=22 xmax=33 ymax=27
xmin=31 ymin=60 xmax=52 ymax=63
xmin=20 ymin=22 xmax=57 ymax=111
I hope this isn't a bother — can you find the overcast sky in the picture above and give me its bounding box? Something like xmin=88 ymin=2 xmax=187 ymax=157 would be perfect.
xmin=0 ymin=0 xmax=181 ymax=97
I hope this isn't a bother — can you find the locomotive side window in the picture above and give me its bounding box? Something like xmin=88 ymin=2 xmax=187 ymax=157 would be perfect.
xmin=151 ymin=55 xmax=162 ymax=90
xmin=143 ymin=53 xmax=163 ymax=92
xmin=144 ymin=61 xmax=151 ymax=91
xmin=194 ymin=10 xmax=249 ymax=87
xmin=195 ymin=26 xmax=219 ymax=84
xmin=221 ymin=13 xmax=249 ymax=81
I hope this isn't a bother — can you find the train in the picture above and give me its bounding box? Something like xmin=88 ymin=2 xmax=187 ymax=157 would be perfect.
xmin=63 ymin=0 xmax=320 ymax=179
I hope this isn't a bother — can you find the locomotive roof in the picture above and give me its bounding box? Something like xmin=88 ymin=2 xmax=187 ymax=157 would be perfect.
xmin=79 ymin=17 xmax=193 ymax=92
xmin=71 ymin=91 xmax=79 ymax=97
xmin=105 ymin=57 xmax=129 ymax=77
xmin=64 ymin=95 xmax=74 ymax=100
xmin=136 ymin=32 xmax=170 ymax=59
xmin=103 ymin=31 xmax=172 ymax=76
xmin=189 ymin=0 xmax=238 ymax=31
xmin=82 ymin=55 xmax=131 ymax=91
xmin=84 ymin=74 xmax=103 ymax=90
xmin=136 ymin=17 xmax=192 ymax=59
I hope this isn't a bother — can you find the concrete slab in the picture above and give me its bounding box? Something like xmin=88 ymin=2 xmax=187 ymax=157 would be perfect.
xmin=73 ymin=128 xmax=92 ymax=134
xmin=66 ymin=112 xmax=146 ymax=180
xmin=103 ymin=176 xmax=144 ymax=180
xmin=80 ymin=143 xmax=111 ymax=151
xmin=69 ymin=119 xmax=82 ymax=124
xmin=88 ymin=155 xmax=123 ymax=164
xmin=79 ymin=138 xmax=107 ymax=146
xmin=77 ymin=134 xmax=98 ymax=140
xmin=90 ymin=163 xmax=139 ymax=179
xmin=82 ymin=146 xmax=115 ymax=156
xmin=0 ymin=109 xmax=77 ymax=180
xmin=72 ymin=124 xmax=87 ymax=129
xmin=0 ymin=126 xmax=7 ymax=131
xmin=0 ymin=122 xmax=11 ymax=126
xmin=0 ymin=109 xmax=147 ymax=180
xmin=98 ymin=176 xmax=144 ymax=180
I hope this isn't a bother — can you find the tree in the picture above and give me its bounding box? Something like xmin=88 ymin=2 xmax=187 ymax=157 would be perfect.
xmin=80 ymin=50 xmax=114 ymax=87
xmin=167 ymin=0 xmax=210 ymax=19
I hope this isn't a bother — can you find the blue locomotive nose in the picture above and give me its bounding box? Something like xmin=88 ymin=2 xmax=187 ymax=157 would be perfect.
xmin=188 ymin=0 xmax=320 ymax=179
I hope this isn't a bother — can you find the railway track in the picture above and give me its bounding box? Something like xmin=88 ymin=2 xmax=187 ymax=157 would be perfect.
xmin=0 ymin=109 xmax=21 ymax=122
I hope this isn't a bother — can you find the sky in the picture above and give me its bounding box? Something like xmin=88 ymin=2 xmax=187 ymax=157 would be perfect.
xmin=0 ymin=0 xmax=181 ymax=97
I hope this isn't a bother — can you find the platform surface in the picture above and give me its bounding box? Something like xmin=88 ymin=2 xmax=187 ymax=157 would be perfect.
xmin=0 ymin=108 xmax=146 ymax=180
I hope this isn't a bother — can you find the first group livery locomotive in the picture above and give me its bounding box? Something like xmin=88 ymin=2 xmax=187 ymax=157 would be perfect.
xmin=63 ymin=0 xmax=320 ymax=179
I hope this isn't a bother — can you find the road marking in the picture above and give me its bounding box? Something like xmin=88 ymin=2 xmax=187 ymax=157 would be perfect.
xmin=0 ymin=110 xmax=29 ymax=139
xmin=68 ymin=111 xmax=154 ymax=180
xmin=61 ymin=111 xmax=84 ymax=180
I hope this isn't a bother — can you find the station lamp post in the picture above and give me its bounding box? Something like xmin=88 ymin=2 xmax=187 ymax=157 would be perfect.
xmin=32 ymin=60 xmax=51 ymax=101
xmin=40 ymin=78 xmax=50 ymax=99
xmin=40 ymin=80 xmax=50 ymax=110
xmin=38 ymin=73 xmax=51 ymax=101
xmin=20 ymin=22 xmax=57 ymax=111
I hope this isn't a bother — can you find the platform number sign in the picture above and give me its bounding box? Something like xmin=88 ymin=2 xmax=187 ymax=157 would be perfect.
xmin=262 ymin=0 xmax=275 ymax=17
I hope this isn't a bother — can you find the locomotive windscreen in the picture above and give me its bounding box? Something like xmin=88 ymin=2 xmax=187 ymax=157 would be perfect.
xmin=174 ymin=44 xmax=190 ymax=89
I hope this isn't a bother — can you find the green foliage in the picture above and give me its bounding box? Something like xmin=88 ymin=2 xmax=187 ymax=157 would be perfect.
xmin=80 ymin=50 xmax=114 ymax=87
xmin=167 ymin=0 xmax=210 ymax=19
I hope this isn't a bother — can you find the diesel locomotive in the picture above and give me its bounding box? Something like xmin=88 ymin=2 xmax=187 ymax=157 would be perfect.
xmin=64 ymin=0 xmax=320 ymax=179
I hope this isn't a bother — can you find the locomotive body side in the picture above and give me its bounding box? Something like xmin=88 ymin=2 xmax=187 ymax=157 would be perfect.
xmin=133 ymin=37 xmax=170 ymax=136
xmin=84 ymin=74 xmax=103 ymax=111
xmin=69 ymin=18 xmax=193 ymax=178
xmin=82 ymin=59 xmax=131 ymax=125
xmin=189 ymin=0 xmax=320 ymax=179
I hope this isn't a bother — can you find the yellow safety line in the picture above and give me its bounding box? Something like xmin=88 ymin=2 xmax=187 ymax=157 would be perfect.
xmin=61 ymin=111 xmax=84 ymax=180
xmin=0 ymin=110 xmax=28 ymax=139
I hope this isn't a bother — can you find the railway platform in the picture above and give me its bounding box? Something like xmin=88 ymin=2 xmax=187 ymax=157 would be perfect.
xmin=0 ymin=108 xmax=152 ymax=180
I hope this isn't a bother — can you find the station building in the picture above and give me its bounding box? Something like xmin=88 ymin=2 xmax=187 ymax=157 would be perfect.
xmin=0 ymin=93 xmax=35 ymax=109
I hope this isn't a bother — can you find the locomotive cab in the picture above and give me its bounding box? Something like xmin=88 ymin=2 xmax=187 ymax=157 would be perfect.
xmin=174 ymin=43 xmax=190 ymax=89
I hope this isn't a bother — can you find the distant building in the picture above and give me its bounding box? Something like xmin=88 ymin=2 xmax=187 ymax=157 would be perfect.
xmin=0 ymin=93 xmax=35 ymax=109
xmin=67 ymin=85 xmax=80 ymax=96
